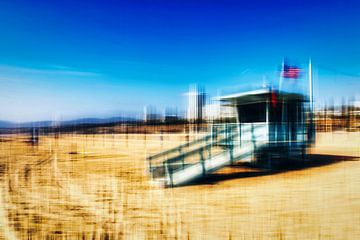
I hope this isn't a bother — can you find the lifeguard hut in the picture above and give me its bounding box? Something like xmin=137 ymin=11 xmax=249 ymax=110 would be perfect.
xmin=218 ymin=87 xmax=315 ymax=167
xmin=147 ymin=87 xmax=315 ymax=187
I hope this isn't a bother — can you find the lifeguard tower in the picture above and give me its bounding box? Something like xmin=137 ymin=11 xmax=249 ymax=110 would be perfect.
xmin=147 ymin=87 xmax=315 ymax=187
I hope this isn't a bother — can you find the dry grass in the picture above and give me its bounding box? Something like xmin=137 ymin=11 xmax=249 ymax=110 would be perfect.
xmin=0 ymin=131 xmax=360 ymax=239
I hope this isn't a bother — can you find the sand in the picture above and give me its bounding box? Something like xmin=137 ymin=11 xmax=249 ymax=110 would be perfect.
xmin=0 ymin=131 xmax=359 ymax=239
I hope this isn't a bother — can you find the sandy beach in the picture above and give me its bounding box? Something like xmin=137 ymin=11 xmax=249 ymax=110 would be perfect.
xmin=0 ymin=131 xmax=359 ymax=239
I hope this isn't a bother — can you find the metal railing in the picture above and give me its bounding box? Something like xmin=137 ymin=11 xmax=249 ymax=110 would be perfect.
xmin=148 ymin=121 xmax=313 ymax=184
xmin=148 ymin=123 xmax=266 ymax=179
xmin=147 ymin=124 xmax=238 ymax=171
xmin=163 ymin=123 xmax=268 ymax=186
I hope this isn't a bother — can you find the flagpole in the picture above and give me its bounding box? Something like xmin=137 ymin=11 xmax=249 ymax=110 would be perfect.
xmin=308 ymin=57 xmax=315 ymax=143
xmin=279 ymin=58 xmax=284 ymax=91
xmin=309 ymin=58 xmax=313 ymax=111
xmin=279 ymin=58 xmax=285 ymax=125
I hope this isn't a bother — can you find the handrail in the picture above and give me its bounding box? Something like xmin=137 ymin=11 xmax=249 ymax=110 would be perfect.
xmin=165 ymin=126 xmax=268 ymax=177
xmin=150 ymin=123 xmax=264 ymax=169
xmin=148 ymin=121 xmax=313 ymax=186
xmin=149 ymin=131 xmax=239 ymax=174
xmin=147 ymin=123 xmax=238 ymax=161
xmin=149 ymin=123 xmax=266 ymax=163
xmin=165 ymin=132 xmax=238 ymax=164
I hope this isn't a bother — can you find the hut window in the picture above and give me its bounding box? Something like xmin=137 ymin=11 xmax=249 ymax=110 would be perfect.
xmin=237 ymin=103 xmax=266 ymax=123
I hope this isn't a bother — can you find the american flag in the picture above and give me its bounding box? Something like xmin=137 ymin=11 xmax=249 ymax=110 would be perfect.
xmin=282 ymin=64 xmax=301 ymax=79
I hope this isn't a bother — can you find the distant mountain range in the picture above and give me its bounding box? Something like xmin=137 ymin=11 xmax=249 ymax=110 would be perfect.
xmin=0 ymin=116 xmax=137 ymax=129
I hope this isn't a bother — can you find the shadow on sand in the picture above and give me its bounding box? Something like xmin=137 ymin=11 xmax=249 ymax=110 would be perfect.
xmin=187 ymin=154 xmax=360 ymax=186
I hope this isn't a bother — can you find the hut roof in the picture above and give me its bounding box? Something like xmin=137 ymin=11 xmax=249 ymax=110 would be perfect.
xmin=215 ymin=88 xmax=308 ymax=105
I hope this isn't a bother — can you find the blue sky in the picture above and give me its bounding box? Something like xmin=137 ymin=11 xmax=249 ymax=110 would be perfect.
xmin=0 ymin=0 xmax=359 ymax=121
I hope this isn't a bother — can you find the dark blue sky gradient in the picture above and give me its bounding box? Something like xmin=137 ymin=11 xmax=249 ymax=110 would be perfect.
xmin=0 ymin=0 xmax=359 ymax=121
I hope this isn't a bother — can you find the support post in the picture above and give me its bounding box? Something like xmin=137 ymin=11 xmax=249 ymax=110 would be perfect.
xmin=164 ymin=161 xmax=173 ymax=187
xmin=200 ymin=149 xmax=206 ymax=175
